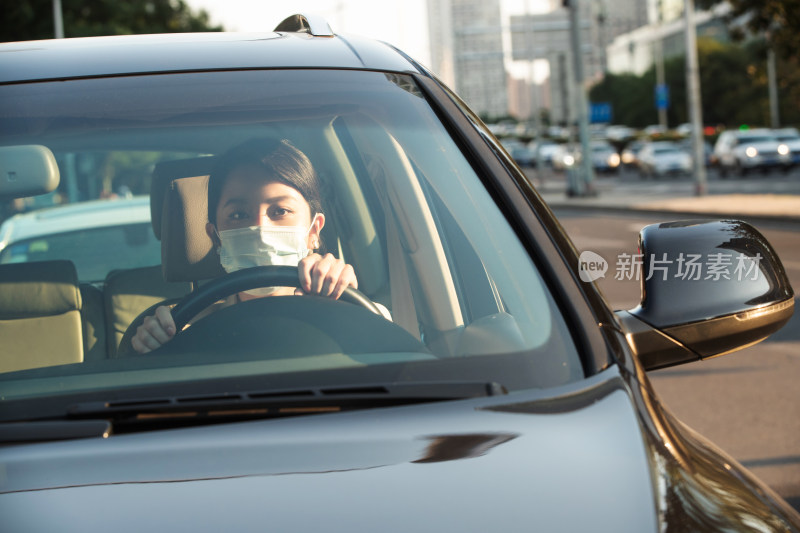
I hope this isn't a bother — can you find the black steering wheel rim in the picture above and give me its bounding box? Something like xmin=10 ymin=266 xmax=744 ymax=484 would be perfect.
xmin=170 ymin=265 xmax=381 ymax=332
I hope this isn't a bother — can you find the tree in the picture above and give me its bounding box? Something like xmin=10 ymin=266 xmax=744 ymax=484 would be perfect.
xmin=589 ymin=38 xmax=800 ymax=130
xmin=588 ymin=72 xmax=656 ymax=128
xmin=695 ymin=0 xmax=800 ymax=59
xmin=2 ymin=0 xmax=223 ymax=42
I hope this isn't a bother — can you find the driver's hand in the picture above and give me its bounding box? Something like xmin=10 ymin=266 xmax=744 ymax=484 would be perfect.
xmin=131 ymin=305 xmax=176 ymax=354
xmin=296 ymin=253 xmax=358 ymax=300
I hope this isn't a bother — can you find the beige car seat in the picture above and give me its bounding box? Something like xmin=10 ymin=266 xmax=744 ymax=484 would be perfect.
xmin=0 ymin=260 xmax=85 ymax=373
xmin=104 ymin=266 xmax=191 ymax=357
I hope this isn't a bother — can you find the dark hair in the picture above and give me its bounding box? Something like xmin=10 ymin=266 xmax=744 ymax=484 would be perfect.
xmin=207 ymin=138 xmax=324 ymax=226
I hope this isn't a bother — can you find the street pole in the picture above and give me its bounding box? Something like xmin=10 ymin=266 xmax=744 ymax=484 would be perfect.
xmin=530 ymin=62 xmax=546 ymax=176
xmin=684 ymin=0 xmax=707 ymax=196
xmin=767 ymin=46 xmax=780 ymax=129
xmin=568 ymin=0 xmax=596 ymax=196
xmin=655 ymin=40 xmax=668 ymax=130
xmin=53 ymin=0 xmax=64 ymax=38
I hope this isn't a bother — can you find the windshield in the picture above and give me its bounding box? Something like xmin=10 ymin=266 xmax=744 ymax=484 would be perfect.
xmin=0 ymin=69 xmax=581 ymax=419
xmin=738 ymin=135 xmax=776 ymax=144
xmin=653 ymin=146 xmax=682 ymax=155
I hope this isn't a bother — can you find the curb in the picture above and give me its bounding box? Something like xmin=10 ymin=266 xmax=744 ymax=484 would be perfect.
xmin=541 ymin=197 xmax=800 ymax=227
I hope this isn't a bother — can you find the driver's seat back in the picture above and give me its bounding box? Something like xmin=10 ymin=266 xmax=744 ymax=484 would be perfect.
xmin=115 ymin=176 xmax=213 ymax=356
xmin=161 ymin=175 xmax=226 ymax=282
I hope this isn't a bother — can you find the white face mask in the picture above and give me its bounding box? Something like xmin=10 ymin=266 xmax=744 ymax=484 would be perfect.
xmin=216 ymin=215 xmax=319 ymax=297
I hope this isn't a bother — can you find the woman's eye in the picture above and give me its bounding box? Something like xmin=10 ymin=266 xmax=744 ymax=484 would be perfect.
xmin=269 ymin=207 xmax=292 ymax=218
xmin=229 ymin=211 xmax=249 ymax=221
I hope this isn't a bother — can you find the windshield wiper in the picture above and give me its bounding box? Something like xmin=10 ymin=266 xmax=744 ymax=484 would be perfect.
xmin=3 ymin=382 xmax=507 ymax=442
xmin=70 ymin=381 xmax=507 ymax=418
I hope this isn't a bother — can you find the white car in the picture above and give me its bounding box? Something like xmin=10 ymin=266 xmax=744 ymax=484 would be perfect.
xmin=0 ymin=197 xmax=161 ymax=283
xmin=589 ymin=141 xmax=621 ymax=174
xmin=550 ymin=143 xmax=578 ymax=171
xmin=713 ymin=128 xmax=791 ymax=176
xmin=772 ymin=127 xmax=800 ymax=167
xmin=637 ymin=141 xmax=692 ymax=178
xmin=532 ymin=141 xmax=563 ymax=168
xmin=606 ymin=125 xmax=636 ymax=142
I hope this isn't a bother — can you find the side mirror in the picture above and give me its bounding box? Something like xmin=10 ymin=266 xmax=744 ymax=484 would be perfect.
xmin=617 ymin=220 xmax=794 ymax=371
xmin=0 ymin=145 xmax=60 ymax=199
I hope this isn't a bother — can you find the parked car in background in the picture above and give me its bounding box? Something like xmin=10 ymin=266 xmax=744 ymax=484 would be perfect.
xmin=637 ymin=141 xmax=693 ymax=178
xmin=502 ymin=140 xmax=537 ymax=168
xmin=620 ymin=140 xmax=645 ymax=169
xmin=550 ymin=143 xmax=578 ymax=172
xmin=677 ymin=138 xmax=713 ymax=167
xmin=605 ymin=125 xmax=636 ymax=142
xmin=0 ymin=197 xmax=161 ymax=283
xmin=643 ymin=124 xmax=667 ymax=138
xmin=713 ymin=128 xmax=791 ymax=176
xmin=532 ymin=140 xmax=562 ymax=168
xmin=674 ymin=123 xmax=693 ymax=137
xmin=588 ymin=140 xmax=620 ymax=174
xmin=1 ymin=15 xmax=798 ymax=532
xmin=772 ymin=127 xmax=800 ymax=167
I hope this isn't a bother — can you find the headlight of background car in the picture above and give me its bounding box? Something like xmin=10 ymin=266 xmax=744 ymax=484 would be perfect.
xmin=608 ymin=153 xmax=621 ymax=168
xmin=745 ymin=146 xmax=758 ymax=158
xmin=778 ymin=144 xmax=790 ymax=156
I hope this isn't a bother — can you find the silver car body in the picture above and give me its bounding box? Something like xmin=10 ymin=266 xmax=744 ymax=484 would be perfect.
xmin=713 ymin=128 xmax=791 ymax=175
xmin=0 ymin=17 xmax=798 ymax=533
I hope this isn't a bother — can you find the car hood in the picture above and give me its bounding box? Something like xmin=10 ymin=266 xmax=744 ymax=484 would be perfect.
xmin=653 ymin=152 xmax=690 ymax=164
xmin=0 ymin=373 xmax=658 ymax=532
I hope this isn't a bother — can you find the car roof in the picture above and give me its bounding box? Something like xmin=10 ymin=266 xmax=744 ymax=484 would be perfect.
xmin=0 ymin=197 xmax=151 ymax=249
xmin=0 ymin=29 xmax=420 ymax=84
xmin=735 ymin=128 xmax=775 ymax=137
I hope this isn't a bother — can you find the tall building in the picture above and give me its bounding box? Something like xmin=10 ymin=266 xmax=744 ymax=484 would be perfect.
xmin=508 ymin=74 xmax=550 ymax=122
xmin=510 ymin=0 xmax=649 ymax=125
xmin=427 ymin=0 xmax=508 ymax=119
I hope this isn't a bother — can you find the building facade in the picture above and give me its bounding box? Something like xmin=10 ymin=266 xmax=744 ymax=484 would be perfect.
xmin=510 ymin=0 xmax=649 ymax=125
xmin=427 ymin=0 xmax=508 ymax=119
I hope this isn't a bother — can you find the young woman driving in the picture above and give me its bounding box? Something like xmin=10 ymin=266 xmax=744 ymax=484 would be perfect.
xmin=131 ymin=138 xmax=359 ymax=354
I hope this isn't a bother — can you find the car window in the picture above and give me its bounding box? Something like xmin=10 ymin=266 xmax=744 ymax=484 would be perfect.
xmin=0 ymin=221 xmax=161 ymax=282
xmin=653 ymin=147 xmax=681 ymax=155
xmin=738 ymin=135 xmax=775 ymax=144
xmin=0 ymin=69 xmax=582 ymax=412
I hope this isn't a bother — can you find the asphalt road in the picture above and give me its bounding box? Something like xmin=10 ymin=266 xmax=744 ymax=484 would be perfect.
xmin=552 ymin=206 xmax=800 ymax=512
xmin=535 ymin=162 xmax=800 ymax=197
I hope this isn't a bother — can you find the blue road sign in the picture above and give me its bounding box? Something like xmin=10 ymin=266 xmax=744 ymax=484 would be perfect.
xmin=655 ymin=84 xmax=670 ymax=110
xmin=590 ymin=102 xmax=612 ymax=123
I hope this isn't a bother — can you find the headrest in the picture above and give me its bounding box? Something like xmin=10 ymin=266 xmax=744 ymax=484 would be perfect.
xmin=161 ymin=176 xmax=226 ymax=282
xmin=0 ymin=260 xmax=80 ymax=318
xmin=150 ymin=156 xmax=216 ymax=240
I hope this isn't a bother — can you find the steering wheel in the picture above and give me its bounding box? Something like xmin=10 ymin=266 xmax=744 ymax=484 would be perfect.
xmin=118 ymin=265 xmax=381 ymax=356
xmin=170 ymin=265 xmax=380 ymax=332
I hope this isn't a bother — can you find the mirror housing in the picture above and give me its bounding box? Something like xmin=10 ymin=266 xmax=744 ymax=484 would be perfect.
xmin=619 ymin=220 xmax=794 ymax=371
xmin=0 ymin=145 xmax=60 ymax=199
